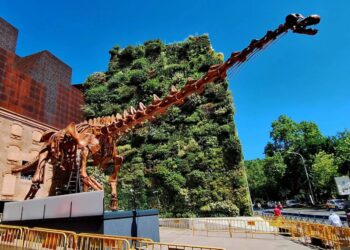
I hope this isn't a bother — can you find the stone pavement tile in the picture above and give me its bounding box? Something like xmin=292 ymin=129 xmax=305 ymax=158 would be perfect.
xmin=160 ymin=228 xmax=311 ymax=250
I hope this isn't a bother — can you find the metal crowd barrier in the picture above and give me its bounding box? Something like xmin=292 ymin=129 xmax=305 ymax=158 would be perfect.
xmin=23 ymin=228 xmax=69 ymax=250
xmin=138 ymin=240 xmax=225 ymax=250
xmin=192 ymin=218 xmax=282 ymax=238
xmin=79 ymin=233 xmax=153 ymax=250
xmin=78 ymin=233 xmax=131 ymax=250
xmin=160 ymin=217 xmax=350 ymax=249
xmin=34 ymin=227 xmax=78 ymax=249
xmin=0 ymin=224 xmax=25 ymax=247
xmin=160 ymin=218 xmax=191 ymax=229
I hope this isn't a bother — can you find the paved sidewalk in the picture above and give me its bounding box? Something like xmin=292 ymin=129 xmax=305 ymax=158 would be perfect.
xmin=160 ymin=227 xmax=311 ymax=250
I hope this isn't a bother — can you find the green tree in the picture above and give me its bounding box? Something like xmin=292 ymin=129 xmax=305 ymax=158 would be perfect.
xmin=333 ymin=131 xmax=350 ymax=175
xmin=265 ymin=115 xmax=325 ymax=156
xmin=245 ymin=153 xmax=286 ymax=201
xmin=311 ymin=151 xmax=337 ymax=199
xmin=245 ymin=159 xmax=267 ymax=200
xmin=247 ymin=115 xmax=348 ymax=203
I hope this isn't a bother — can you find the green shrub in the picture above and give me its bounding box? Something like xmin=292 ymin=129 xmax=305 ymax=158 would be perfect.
xmin=145 ymin=39 xmax=164 ymax=58
xmin=128 ymin=69 xmax=148 ymax=85
xmin=131 ymin=58 xmax=149 ymax=70
xmin=84 ymin=72 xmax=106 ymax=88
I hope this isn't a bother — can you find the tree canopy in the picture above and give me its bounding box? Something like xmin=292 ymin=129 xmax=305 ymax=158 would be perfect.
xmin=247 ymin=115 xmax=350 ymax=204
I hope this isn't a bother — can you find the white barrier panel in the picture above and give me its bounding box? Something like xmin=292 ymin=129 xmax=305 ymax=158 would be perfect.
xmin=2 ymin=201 xmax=22 ymax=221
xmin=44 ymin=194 xmax=72 ymax=219
xmin=70 ymin=190 xmax=104 ymax=217
xmin=22 ymin=198 xmax=46 ymax=220
xmin=3 ymin=190 xmax=104 ymax=221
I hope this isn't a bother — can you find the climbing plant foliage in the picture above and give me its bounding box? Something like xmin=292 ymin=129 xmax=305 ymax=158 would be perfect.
xmin=83 ymin=35 xmax=250 ymax=217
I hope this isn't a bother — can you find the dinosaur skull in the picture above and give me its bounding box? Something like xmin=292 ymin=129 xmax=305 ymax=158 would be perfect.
xmin=285 ymin=13 xmax=321 ymax=35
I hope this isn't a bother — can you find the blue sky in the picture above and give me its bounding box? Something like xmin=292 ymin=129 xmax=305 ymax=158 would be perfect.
xmin=1 ymin=1 xmax=349 ymax=160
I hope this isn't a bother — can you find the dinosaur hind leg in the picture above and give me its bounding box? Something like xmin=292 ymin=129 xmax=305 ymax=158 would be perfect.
xmin=24 ymin=183 xmax=41 ymax=200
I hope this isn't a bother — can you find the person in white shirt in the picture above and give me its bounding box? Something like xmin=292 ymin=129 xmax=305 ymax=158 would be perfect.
xmin=328 ymin=213 xmax=342 ymax=227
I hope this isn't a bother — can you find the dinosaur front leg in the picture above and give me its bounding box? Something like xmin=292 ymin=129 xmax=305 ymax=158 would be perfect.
xmin=24 ymin=183 xmax=41 ymax=200
xmin=79 ymin=147 xmax=102 ymax=191
xmin=109 ymin=148 xmax=123 ymax=211
xmin=25 ymin=150 xmax=48 ymax=200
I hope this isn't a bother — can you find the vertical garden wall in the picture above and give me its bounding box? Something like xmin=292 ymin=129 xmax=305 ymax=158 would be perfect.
xmin=83 ymin=35 xmax=250 ymax=216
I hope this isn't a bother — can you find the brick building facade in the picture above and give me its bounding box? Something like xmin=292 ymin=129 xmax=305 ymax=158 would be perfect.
xmin=0 ymin=18 xmax=84 ymax=129
xmin=0 ymin=17 xmax=85 ymax=201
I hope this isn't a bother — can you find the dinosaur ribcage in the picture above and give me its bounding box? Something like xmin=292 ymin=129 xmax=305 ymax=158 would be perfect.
xmin=91 ymin=135 xmax=114 ymax=166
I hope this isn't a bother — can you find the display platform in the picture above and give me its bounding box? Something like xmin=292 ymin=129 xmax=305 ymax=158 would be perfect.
xmin=2 ymin=191 xmax=159 ymax=241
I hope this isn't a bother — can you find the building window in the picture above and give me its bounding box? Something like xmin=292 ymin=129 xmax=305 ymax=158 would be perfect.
xmin=32 ymin=130 xmax=42 ymax=145
xmin=10 ymin=124 xmax=23 ymax=140
xmin=20 ymin=160 xmax=36 ymax=180
xmin=7 ymin=145 xmax=20 ymax=165
xmin=1 ymin=174 xmax=16 ymax=199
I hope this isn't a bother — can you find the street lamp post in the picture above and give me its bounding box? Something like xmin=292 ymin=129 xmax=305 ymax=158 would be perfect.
xmin=130 ymin=189 xmax=137 ymax=210
xmin=153 ymin=190 xmax=160 ymax=210
xmin=287 ymin=151 xmax=315 ymax=205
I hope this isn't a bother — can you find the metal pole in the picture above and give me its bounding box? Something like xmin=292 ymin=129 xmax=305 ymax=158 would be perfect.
xmin=153 ymin=190 xmax=160 ymax=210
xmin=287 ymin=151 xmax=315 ymax=205
xmin=130 ymin=189 xmax=136 ymax=210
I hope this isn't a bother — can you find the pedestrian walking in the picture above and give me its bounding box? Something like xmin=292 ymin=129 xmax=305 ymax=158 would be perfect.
xmin=328 ymin=212 xmax=342 ymax=227
xmin=274 ymin=205 xmax=281 ymax=217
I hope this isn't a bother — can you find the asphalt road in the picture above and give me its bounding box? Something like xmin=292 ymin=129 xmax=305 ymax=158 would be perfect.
xmin=260 ymin=207 xmax=348 ymax=225
xmin=278 ymin=207 xmax=347 ymax=216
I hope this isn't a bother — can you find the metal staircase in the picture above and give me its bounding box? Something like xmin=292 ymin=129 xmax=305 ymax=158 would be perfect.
xmin=66 ymin=165 xmax=82 ymax=193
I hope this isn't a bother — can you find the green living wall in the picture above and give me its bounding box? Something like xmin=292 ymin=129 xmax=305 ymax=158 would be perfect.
xmin=83 ymin=35 xmax=250 ymax=217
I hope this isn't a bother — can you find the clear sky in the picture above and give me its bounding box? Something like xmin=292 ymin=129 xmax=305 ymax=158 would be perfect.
xmin=1 ymin=1 xmax=349 ymax=160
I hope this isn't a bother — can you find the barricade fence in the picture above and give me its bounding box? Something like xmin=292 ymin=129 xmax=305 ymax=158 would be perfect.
xmin=0 ymin=224 xmax=25 ymax=248
xmin=78 ymin=233 xmax=130 ymax=250
xmin=0 ymin=224 xmax=225 ymax=250
xmin=78 ymin=232 xmax=153 ymax=250
xmin=259 ymin=210 xmax=348 ymax=227
xmin=160 ymin=217 xmax=350 ymax=249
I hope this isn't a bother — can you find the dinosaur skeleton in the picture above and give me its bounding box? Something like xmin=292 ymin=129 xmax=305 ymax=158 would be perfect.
xmin=12 ymin=13 xmax=320 ymax=210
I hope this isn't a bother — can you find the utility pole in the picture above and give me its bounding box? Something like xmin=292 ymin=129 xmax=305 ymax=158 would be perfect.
xmin=287 ymin=151 xmax=315 ymax=205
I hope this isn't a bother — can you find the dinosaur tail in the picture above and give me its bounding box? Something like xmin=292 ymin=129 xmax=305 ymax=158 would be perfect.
xmin=11 ymin=155 xmax=39 ymax=173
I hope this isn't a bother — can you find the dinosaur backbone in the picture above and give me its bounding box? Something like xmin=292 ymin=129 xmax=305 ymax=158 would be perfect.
xmin=12 ymin=13 xmax=320 ymax=210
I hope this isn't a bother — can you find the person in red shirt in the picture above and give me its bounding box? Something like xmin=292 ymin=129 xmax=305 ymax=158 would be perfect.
xmin=274 ymin=205 xmax=281 ymax=217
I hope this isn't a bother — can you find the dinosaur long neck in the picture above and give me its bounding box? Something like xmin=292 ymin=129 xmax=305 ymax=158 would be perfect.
xmin=98 ymin=22 xmax=290 ymax=137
